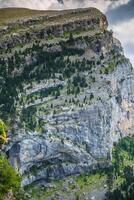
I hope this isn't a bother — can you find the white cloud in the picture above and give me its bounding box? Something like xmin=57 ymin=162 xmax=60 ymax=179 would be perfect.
xmin=111 ymin=19 xmax=134 ymax=45
xmin=110 ymin=19 xmax=134 ymax=65
xmin=126 ymin=53 xmax=134 ymax=66
xmin=0 ymin=0 xmax=60 ymax=10
xmin=60 ymin=0 xmax=111 ymax=12
xmin=0 ymin=0 xmax=130 ymax=11
xmin=109 ymin=0 xmax=130 ymax=9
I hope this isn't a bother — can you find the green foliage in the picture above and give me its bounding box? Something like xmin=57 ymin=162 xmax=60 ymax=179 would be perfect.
xmin=112 ymin=136 xmax=134 ymax=174
xmin=21 ymin=106 xmax=37 ymax=130
xmin=0 ymin=153 xmax=21 ymax=200
xmin=25 ymin=172 xmax=106 ymax=200
xmin=0 ymin=8 xmax=47 ymax=25
xmin=26 ymin=85 xmax=63 ymax=102
xmin=67 ymin=74 xmax=87 ymax=96
xmin=0 ymin=40 xmax=87 ymax=120
xmin=106 ymin=136 xmax=134 ymax=200
xmin=0 ymin=119 xmax=7 ymax=144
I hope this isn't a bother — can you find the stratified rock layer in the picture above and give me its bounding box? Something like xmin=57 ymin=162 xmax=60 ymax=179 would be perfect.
xmin=0 ymin=7 xmax=133 ymax=186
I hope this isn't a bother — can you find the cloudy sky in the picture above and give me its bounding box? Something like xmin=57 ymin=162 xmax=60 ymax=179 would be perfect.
xmin=0 ymin=0 xmax=133 ymax=65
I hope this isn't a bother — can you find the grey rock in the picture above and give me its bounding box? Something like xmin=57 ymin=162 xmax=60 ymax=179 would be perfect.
xmin=3 ymin=8 xmax=134 ymax=188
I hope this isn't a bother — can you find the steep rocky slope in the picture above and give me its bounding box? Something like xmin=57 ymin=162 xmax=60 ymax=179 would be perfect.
xmin=0 ymin=7 xmax=134 ymax=187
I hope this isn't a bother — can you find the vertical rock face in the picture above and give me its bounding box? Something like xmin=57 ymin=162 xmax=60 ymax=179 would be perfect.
xmin=0 ymin=7 xmax=134 ymax=186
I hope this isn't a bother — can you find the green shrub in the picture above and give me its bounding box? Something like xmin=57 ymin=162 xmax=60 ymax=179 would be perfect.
xmin=0 ymin=153 xmax=21 ymax=200
xmin=0 ymin=119 xmax=7 ymax=145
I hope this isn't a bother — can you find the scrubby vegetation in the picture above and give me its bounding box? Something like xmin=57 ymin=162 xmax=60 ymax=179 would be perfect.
xmin=0 ymin=153 xmax=21 ymax=200
xmin=0 ymin=7 xmax=102 ymax=26
xmin=23 ymin=136 xmax=134 ymax=200
xmin=0 ymin=119 xmax=21 ymax=200
xmin=0 ymin=8 xmax=48 ymax=25
xmin=106 ymin=136 xmax=134 ymax=200
xmin=0 ymin=119 xmax=7 ymax=144
xmin=0 ymin=6 xmax=133 ymax=200
xmin=0 ymin=38 xmax=87 ymax=121
xmin=25 ymin=171 xmax=107 ymax=200
xmin=0 ymin=34 xmax=122 ymax=122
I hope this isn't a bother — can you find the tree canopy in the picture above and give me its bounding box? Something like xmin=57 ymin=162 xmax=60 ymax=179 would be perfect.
xmin=0 ymin=119 xmax=7 ymax=144
xmin=0 ymin=153 xmax=21 ymax=200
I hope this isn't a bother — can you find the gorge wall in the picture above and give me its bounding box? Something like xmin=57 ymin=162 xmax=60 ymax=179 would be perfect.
xmin=0 ymin=7 xmax=134 ymax=186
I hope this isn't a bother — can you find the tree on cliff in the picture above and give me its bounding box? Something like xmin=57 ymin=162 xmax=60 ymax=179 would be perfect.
xmin=0 ymin=119 xmax=21 ymax=200
xmin=0 ymin=154 xmax=21 ymax=200
xmin=0 ymin=119 xmax=8 ymax=145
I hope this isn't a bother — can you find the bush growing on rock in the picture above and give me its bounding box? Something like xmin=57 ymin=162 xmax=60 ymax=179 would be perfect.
xmin=0 ymin=119 xmax=7 ymax=145
xmin=0 ymin=154 xmax=21 ymax=200
xmin=0 ymin=119 xmax=21 ymax=199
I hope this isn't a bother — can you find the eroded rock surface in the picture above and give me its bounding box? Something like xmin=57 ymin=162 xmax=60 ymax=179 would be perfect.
xmin=0 ymin=7 xmax=133 ymax=186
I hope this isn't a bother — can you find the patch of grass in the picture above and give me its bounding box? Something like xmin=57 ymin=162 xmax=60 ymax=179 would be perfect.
xmin=25 ymin=172 xmax=106 ymax=200
xmin=76 ymin=172 xmax=106 ymax=191
xmin=0 ymin=8 xmax=48 ymax=25
xmin=0 ymin=7 xmax=103 ymax=26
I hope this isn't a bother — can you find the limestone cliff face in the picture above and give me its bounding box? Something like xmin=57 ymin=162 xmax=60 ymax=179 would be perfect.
xmin=0 ymin=8 xmax=107 ymax=51
xmin=0 ymin=8 xmax=134 ymax=186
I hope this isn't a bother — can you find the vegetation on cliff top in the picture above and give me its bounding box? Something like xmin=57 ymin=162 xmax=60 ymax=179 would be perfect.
xmin=0 ymin=7 xmax=103 ymax=25
xmin=0 ymin=8 xmax=46 ymax=25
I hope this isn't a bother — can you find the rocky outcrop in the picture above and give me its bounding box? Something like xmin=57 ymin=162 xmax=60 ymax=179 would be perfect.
xmin=7 ymin=56 xmax=134 ymax=186
xmin=0 ymin=8 xmax=107 ymax=51
xmin=1 ymin=7 xmax=134 ymax=187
